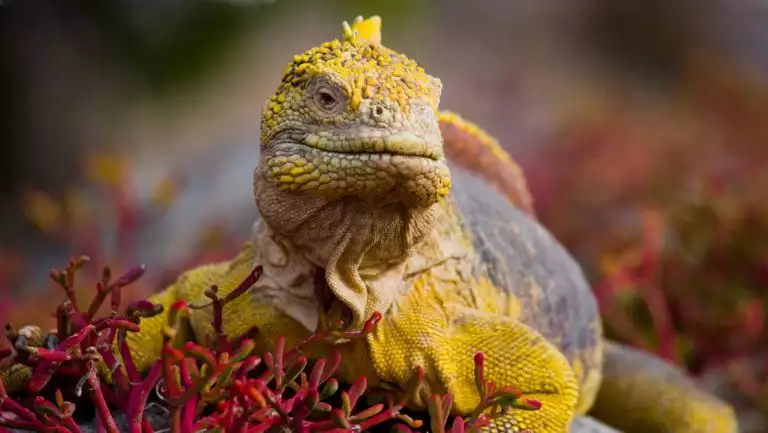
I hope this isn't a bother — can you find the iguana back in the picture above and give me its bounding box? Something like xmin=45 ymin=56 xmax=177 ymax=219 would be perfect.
xmin=439 ymin=112 xmax=535 ymax=216
xmin=447 ymin=162 xmax=604 ymax=413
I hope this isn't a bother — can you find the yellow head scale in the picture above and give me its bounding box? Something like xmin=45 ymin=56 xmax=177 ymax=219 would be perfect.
xmin=343 ymin=15 xmax=383 ymax=45
xmin=262 ymin=15 xmax=442 ymax=134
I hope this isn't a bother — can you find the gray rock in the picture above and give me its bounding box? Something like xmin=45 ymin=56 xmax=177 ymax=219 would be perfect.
xmin=570 ymin=416 xmax=622 ymax=433
xmin=13 ymin=404 xmax=173 ymax=433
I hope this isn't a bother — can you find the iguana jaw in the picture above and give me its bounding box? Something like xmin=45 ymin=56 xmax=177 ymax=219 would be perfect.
xmin=261 ymin=124 xmax=450 ymax=208
xmin=301 ymin=129 xmax=442 ymax=160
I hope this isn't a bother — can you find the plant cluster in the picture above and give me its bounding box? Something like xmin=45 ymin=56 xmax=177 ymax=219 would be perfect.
xmin=0 ymin=256 xmax=541 ymax=432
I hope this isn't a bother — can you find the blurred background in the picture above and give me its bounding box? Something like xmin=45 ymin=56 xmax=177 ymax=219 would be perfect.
xmin=1 ymin=0 xmax=767 ymax=430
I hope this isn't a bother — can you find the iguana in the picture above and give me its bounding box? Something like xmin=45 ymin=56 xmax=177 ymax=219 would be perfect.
xmin=2 ymin=16 xmax=737 ymax=433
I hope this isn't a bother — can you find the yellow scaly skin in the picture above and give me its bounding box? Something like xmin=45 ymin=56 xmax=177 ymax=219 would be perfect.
xmin=2 ymin=17 xmax=738 ymax=433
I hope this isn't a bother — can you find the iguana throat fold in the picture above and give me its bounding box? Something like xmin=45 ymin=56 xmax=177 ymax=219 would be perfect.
xmin=254 ymin=177 xmax=441 ymax=330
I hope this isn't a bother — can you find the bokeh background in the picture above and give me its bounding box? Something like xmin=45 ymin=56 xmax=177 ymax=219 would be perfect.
xmin=2 ymin=0 xmax=767 ymax=430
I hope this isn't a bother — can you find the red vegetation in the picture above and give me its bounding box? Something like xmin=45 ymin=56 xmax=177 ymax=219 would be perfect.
xmin=0 ymin=255 xmax=541 ymax=432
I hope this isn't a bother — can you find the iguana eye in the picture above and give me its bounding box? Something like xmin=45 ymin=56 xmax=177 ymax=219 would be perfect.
xmin=315 ymin=88 xmax=339 ymax=111
xmin=307 ymin=78 xmax=347 ymax=117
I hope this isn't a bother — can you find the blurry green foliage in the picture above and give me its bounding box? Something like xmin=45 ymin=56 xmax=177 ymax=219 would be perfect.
xmin=82 ymin=0 xmax=273 ymax=95
xmin=79 ymin=0 xmax=422 ymax=96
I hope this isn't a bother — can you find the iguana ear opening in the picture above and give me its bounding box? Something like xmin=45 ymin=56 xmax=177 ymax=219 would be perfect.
xmin=342 ymin=15 xmax=382 ymax=45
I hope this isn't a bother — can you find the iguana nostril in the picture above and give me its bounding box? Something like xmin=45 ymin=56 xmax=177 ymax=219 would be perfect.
xmin=370 ymin=104 xmax=393 ymax=123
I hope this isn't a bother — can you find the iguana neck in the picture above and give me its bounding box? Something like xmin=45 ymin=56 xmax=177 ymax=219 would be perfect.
xmin=254 ymin=179 xmax=467 ymax=330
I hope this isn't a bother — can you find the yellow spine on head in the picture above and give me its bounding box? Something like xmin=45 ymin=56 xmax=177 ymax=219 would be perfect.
xmin=342 ymin=15 xmax=382 ymax=45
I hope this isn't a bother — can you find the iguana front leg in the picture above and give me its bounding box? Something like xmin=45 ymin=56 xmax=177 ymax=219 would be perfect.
xmin=125 ymin=239 xmax=316 ymax=373
xmin=369 ymin=301 xmax=579 ymax=432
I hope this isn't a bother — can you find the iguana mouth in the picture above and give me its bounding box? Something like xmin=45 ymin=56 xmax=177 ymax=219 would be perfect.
xmin=302 ymin=131 xmax=443 ymax=161
xmin=261 ymin=127 xmax=451 ymax=208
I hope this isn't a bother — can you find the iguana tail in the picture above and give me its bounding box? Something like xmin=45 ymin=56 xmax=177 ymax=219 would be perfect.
xmin=590 ymin=341 xmax=738 ymax=433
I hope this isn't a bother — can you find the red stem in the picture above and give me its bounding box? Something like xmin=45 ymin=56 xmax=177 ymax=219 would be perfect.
xmin=28 ymin=324 xmax=95 ymax=392
xmin=180 ymin=360 xmax=196 ymax=432
xmin=0 ymin=390 xmax=45 ymax=427
xmin=353 ymin=406 xmax=401 ymax=431
xmin=0 ymin=418 xmax=46 ymax=430
xmin=119 ymin=329 xmax=141 ymax=382
xmin=85 ymin=287 xmax=112 ymax=324
xmin=170 ymin=408 xmax=182 ymax=433
xmin=98 ymin=330 xmax=130 ymax=395
xmin=140 ymin=418 xmax=155 ymax=433
xmin=127 ymin=362 xmax=162 ymax=433
xmin=63 ymin=415 xmax=83 ymax=433
xmin=87 ymin=365 xmax=120 ymax=433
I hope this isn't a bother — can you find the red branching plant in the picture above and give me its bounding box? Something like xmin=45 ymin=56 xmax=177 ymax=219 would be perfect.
xmin=0 ymin=256 xmax=541 ymax=432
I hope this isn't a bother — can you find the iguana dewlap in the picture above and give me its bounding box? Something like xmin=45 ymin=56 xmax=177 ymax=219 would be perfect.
xmin=4 ymin=16 xmax=738 ymax=433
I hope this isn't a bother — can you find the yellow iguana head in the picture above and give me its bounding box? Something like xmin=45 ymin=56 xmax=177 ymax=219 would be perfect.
xmin=257 ymin=16 xmax=450 ymax=210
xmin=253 ymin=17 xmax=452 ymax=332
